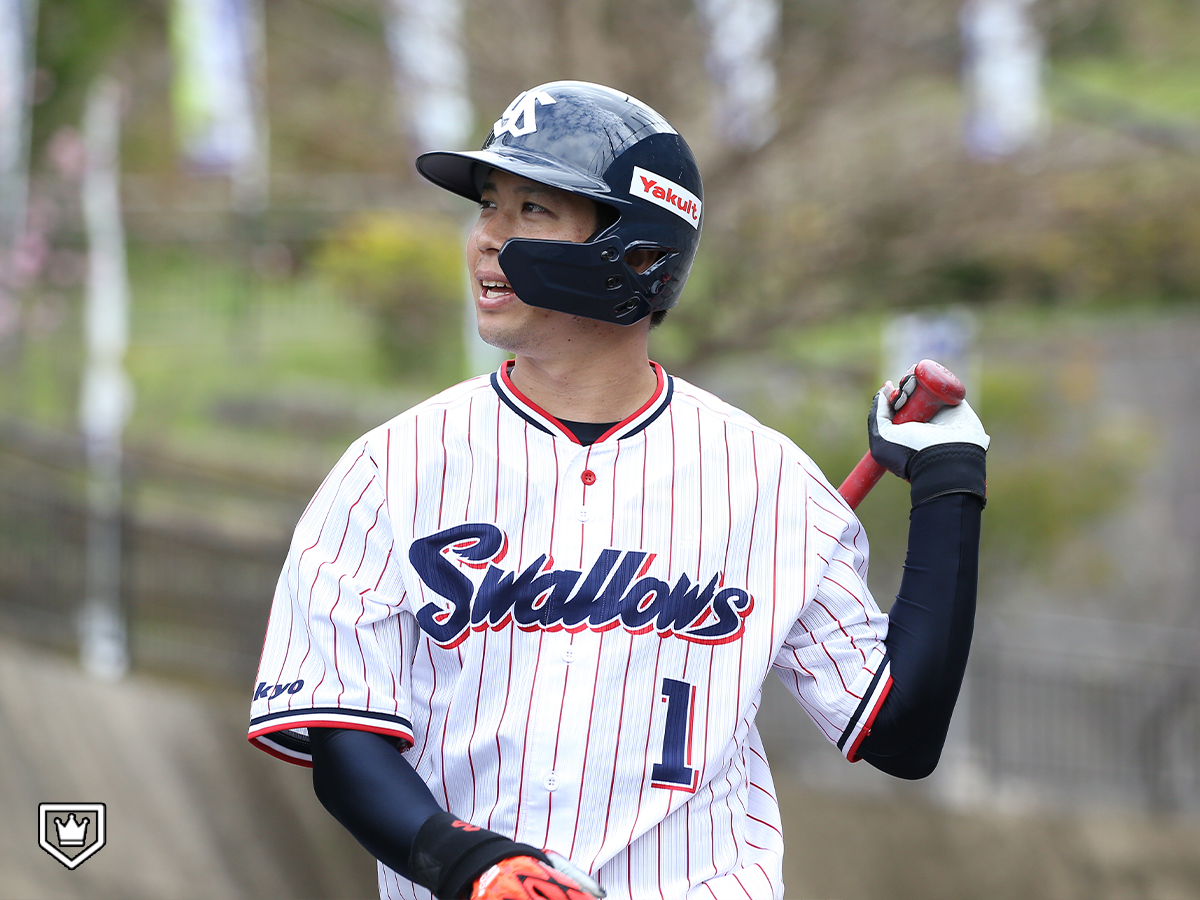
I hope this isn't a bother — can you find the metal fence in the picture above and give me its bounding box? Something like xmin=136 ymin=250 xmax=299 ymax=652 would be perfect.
xmin=0 ymin=415 xmax=311 ymax=686
xmin=968 ymin=609 xmax=1200 ymax=815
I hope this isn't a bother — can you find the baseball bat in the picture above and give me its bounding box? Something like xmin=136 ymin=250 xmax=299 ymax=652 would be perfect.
xmin=837 ymin=359 xmax=966 ymax=510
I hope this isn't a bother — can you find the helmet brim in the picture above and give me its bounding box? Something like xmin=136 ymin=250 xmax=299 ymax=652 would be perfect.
xmin=416 ymin=147 xmax=614 ymax=204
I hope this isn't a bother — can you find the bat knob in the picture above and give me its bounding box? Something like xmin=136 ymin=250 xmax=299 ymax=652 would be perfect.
xmin=891 ymin=359 xmax=965 ymax=424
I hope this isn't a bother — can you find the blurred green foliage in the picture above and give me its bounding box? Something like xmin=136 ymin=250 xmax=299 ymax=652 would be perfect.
xmin=312 ymin=212 xmax=466 ymax=384
xmin=972 ymin=359 xmax=1144 ymax=576
xmin=32 ymin=0 xmax=159 ymax=149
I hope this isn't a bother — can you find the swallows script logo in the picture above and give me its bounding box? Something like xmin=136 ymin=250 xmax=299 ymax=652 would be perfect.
xmin=408 ymin=524 xmax=753 ymax=649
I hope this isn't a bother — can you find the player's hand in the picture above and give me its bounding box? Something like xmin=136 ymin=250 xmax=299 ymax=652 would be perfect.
xmin=868 ymin=382 xmax=989 ymax=481
xmin=471 ymin=854 xmax=604 ymax=899
xmin=868 ymin=382 xmax=989 ymax=506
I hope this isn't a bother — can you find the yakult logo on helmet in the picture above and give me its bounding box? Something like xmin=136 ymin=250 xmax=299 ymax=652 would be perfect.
xmin=631 ymin=166 xmax=701 ymax=229
xmin=493 ymin=89 xmax=557 ymax=138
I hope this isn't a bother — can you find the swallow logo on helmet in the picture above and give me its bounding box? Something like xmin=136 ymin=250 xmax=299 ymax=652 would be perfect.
xmin=493 ymin=90 xmax=557 ymax=138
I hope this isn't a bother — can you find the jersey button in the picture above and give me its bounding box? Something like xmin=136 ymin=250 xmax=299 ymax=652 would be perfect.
xmin=543 ymin=772 xmax=559 ymax=792
xmin=562 ymin=646 xmax=576 ymax=663
xmin=581 ymin=470 xmax=596 ymax=485
xmin=577 ymin=507 xmax=590 ymax=522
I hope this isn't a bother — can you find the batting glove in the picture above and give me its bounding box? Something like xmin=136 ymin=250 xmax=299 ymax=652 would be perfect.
xmin=868 ymin=384 xmax=990 ymax=506
xmin=408 ymin=812 xmax=551 ymax=900
xmin=471 ymin=854 xmax=605 ymax=899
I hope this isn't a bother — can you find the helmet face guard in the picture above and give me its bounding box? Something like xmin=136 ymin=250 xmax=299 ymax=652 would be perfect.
xmin=416 ymin=81 xmax=703 ymax=325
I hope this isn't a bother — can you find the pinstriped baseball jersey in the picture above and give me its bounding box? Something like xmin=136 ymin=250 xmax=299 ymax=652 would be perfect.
xmin=249 ymin=360 xmax=892 ymax=900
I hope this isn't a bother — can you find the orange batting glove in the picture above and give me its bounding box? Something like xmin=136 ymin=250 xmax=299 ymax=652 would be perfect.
xmin=470 ymin=854 xmax=602 ymax=900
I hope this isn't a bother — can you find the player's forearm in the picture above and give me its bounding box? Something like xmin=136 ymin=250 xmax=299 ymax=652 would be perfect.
xmin=857 ymin=488 xmax=983 ymax=779
xmin=309 ymin=728 xmax=561 ymax=899
xmin=309 ymin=727 xmax=444 ymax=877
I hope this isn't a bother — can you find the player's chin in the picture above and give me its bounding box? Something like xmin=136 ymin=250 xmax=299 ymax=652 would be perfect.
xmin=475 ymin=317 xmax=524 ymax=354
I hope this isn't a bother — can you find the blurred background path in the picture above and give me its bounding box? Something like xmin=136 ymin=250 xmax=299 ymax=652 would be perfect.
xmin=0 ymin=634 xmax=377 ymax=900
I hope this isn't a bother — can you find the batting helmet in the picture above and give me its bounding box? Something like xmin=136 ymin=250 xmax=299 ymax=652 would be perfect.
xmin=416 ymin=81 xmax=703 ymax=325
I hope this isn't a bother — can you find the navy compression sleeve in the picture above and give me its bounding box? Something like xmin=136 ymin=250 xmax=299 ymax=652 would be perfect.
xmin=855 ymin=489 xmax=984 ymax=779
xmin=309 ymin=728 xmax=549 ymax=897
xmin=309 ymin=727 xmax=443 ymax=878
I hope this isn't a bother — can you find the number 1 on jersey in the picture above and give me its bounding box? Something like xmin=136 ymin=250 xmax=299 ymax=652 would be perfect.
xmin=651 ymin=677 xmax=699 ymax=792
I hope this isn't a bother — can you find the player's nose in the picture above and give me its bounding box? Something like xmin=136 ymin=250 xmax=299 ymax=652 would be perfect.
xmin=473 ymin=211 xmax=511 ymax=255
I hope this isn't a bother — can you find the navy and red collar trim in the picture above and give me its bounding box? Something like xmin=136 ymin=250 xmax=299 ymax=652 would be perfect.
xmin=490 ymin=359 xmax=673 ymax=444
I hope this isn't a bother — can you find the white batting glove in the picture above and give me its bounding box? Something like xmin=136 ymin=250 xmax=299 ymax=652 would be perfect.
xmin=868 ymin=384 xmax=990 ymax=505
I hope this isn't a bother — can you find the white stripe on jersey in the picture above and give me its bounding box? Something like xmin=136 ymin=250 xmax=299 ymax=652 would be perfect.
xmin=249 ymin=362 xmax=890 ymax=900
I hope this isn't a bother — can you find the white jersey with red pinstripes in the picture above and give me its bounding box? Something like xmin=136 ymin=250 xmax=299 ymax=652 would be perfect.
xmin=249 ymin=360 xmax=892 ymax=900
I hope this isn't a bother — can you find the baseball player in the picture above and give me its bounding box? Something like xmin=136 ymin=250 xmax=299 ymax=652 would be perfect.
xmin=248 ymin=81 xmax=989 ymax=900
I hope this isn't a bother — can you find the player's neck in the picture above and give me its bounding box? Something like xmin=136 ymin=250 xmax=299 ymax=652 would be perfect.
xmin=509 ymin=345 xmax=658 ymax=424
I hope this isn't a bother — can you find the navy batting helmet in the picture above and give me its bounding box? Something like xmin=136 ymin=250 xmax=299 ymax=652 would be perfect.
xmin=416 ymin=81 xmax=703 ymax=325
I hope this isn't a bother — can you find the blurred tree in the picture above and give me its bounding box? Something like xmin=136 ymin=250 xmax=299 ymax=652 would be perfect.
xmin=312 ymin=211 xmax=465 ymax=385
xmin=22 ymin=0 xmax=1200 ymax=382
xmin=31 ymin=0 xmax=160 ymax=155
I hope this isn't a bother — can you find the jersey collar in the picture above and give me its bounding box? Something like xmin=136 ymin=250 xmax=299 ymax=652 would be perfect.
xmin=490 ymin=359 xmax=673 ymax=444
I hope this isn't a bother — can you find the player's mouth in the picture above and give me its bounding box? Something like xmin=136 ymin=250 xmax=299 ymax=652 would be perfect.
xmin=477 ymin=278 xmax=516 ymax=309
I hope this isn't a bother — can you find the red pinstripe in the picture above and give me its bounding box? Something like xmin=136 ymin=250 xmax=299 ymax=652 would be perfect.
xmin=594 ymin=636 xmax=636 ymax=871
xmin=702 ymin=644 xmax=717 ymax=878
xmin=770 ymin=446 xmax=783 ymax=642
xmin=820 ymin=642 xmax=856 ymax=695
xmin=274 ymin=446 xmax=368 ymax=697
xmin=549 ymin=438 xmax=560 ymax=561
xmin=543 ymin=633 xmax=574 ymax=848
xmin=465 ymin=629 xmax=487 ymax=820
xmin=639 ymin=428 xmax=649 ymax=548
xmin=487 ymin=625 xmax=516 ymax=831
xmin=493 ymin=399 xmax=502 ymax=523
xmin=609 ymin=441 xmax=620 ymax=546
xmin=746 ymin=814 xmax=782 ymax=839
xmin=567 ymin=629 xmax=605 ymax=860
xmin=627 ymin=642 xmax=667 ymax=897
xmin=512 ymin=629 xmax=546 ymax=835
xmin=346 ymin=500 xmax=384 ymax=709
xmin=309 ymin=479 xmax=372 ymax=706
xmin=519 ymin=422 xmax=530 ymax=563
xmin=695 ymin=407 xmax=704 ymax=579
xmin=812 ymin=524 xmax=861 ymax=559
xmin=463 ymin=396 xmax=475 ymax=521
xmin=667 ymin=405 xmax=676 ymax=575
xmin=411 ymin=634 xmax=436 ymax=763
xmin=809 ymin=593 xmax=868 ymax=662
xmin=437 ymin=410 xmax=448 ymax=527
xmin=682 ymin=640 xmax=694 ymax=881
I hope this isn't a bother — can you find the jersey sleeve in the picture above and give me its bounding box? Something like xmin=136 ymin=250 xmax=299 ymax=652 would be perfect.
xmin=771 ymin=477 xmax=893 ymax=763
xmin=248 ymin=437 xmax=417 ymax=766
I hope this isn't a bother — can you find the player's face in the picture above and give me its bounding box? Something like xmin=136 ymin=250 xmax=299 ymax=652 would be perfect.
xmin=467 ymin=170 xmax=600 ymax=351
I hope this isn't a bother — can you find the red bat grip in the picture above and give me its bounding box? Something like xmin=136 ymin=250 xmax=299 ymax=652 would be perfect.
xmin=837 ymin=359 xmax=965 ymax=510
